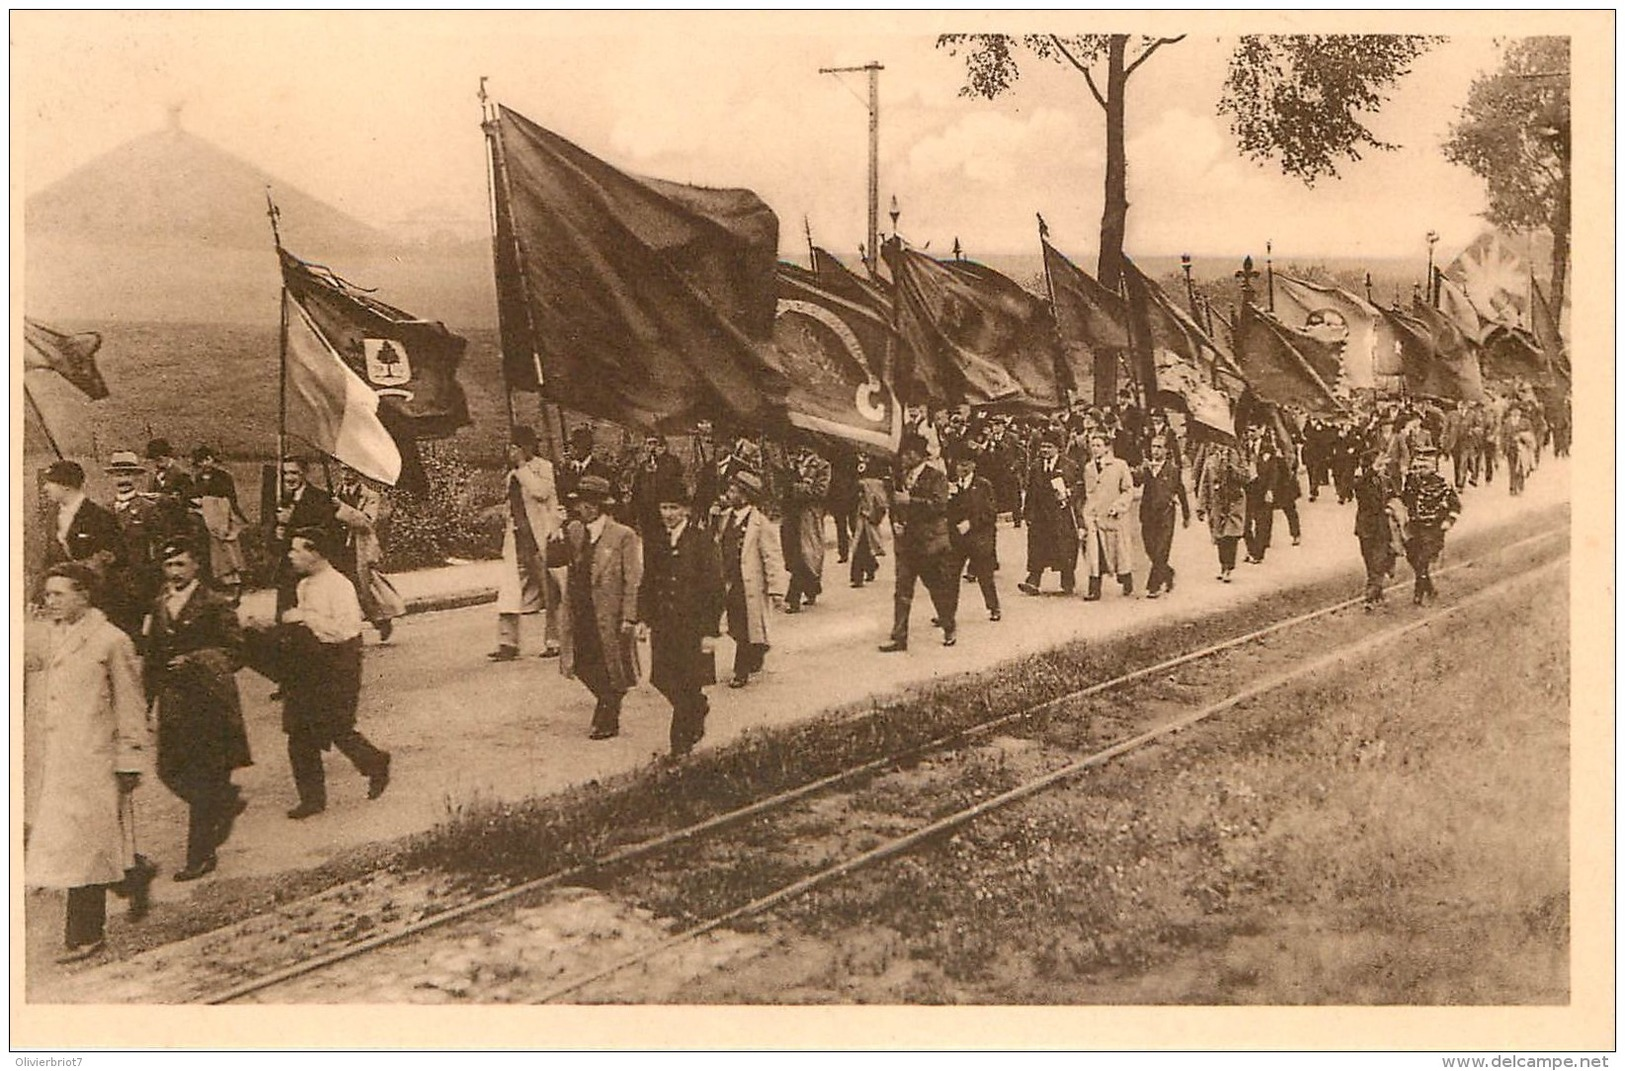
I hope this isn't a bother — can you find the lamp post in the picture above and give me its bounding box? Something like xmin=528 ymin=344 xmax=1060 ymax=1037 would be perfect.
xmin=1180 ymin=253 xmax=1198 ymax=317
xmin=1426 ymin=230 xmax=1440 ymax=307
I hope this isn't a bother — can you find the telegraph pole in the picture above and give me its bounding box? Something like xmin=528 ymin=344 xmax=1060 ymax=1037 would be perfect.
xmin=819 ymin=61 xmax=883 ymax=278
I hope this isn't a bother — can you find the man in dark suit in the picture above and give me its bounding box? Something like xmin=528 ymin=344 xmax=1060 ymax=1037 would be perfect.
xmin=558 ymin=425 xmax=612 ymax=504
xmin=945 ymin=446 xmax=1001 ymax=622
xmin=270 ymin=457 xmax=341 ymax=616
xmin=881 ymin=434 xmax=957 ymax=651
xmin=1017 ymin=433 xmax=1082 ymax=595
xmin=637 ymin=472 xmax=724 ymax=757
xmin=1137 ymin=433 xmax=1191 ymax=598
xmin=628 ymin=435 xmax=686 ymax=549
xmin=1243 ymin=426 xmax=1289 ymax=564
xmin=144 ymin=438 xmax=196 ymax=547
xmin=41 ymin=460 xmax=139 ymax=637
xmin=144 ymin=539 xmax=251 ymax=880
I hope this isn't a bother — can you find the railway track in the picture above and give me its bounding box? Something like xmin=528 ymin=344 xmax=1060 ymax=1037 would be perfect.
xmin=182 ymin=519 xmax=1568 ymax=1005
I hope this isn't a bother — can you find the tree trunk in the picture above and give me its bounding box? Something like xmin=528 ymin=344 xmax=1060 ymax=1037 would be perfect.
xmin=1095 ymin=35 xmax=1129 ymax=291
xmin=1549 ymin=163 xmax=1570 ymax=323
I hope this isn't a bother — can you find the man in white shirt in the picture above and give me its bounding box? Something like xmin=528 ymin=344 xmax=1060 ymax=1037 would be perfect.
xmin=280 ymin=527 xmax=391 ymax=819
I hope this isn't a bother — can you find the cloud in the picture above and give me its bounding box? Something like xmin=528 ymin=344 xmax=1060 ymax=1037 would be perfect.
xmin=907 ymin=107 xmax=1085 ymax=187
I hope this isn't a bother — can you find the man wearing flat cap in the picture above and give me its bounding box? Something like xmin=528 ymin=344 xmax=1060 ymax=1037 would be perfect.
xmin=713 ymin=470 xmax=787 ymax=689
xmin=638 ymin=470 xmax=724 ymax=756
xmin=143 ymin=538 xmax=251 ymax=880
xmin=547 ymin=474 xmax=642 ymax=740
xmin=41 ymin=460 xmax=139 ymax=637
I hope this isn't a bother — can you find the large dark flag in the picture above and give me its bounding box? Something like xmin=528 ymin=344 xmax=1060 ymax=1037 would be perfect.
xmin=1378 ymin=305 xmax=1439 ymax=396
xmin=1042 ymin=239 xmax=1129 ymax=403
xmin=24 ymin=318 xmax=109 ymax=400
xmin=1121 ymin=256 xmax=1246 ymax=396
xmin=811 ymin=246 xmax=893 ymax=316
xmin=1233 ymin=302 xmax=1346 ymax=414
xmin=1479 ymin=324 xmax=1552 ymax=385
xmin=884 ymin=242 xmax=1064 ymax=411
xmin=1408 ymin=298 xmax=1488 ymax=402
xmin=1272 ymin=274 xmax=1383 ymax=391
xmin=490 ymin=104 xmax=787 ymax=431
xmin=774 ymin=264 xmax=901 ymax=453
xmin=1531 ymin=277 xmax=1570 ymax=382
xmin=279 ymin=250 xmax=471 ymax=440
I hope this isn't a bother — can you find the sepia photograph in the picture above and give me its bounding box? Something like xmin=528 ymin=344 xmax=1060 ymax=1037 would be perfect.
xmin=10 ymin=8 xmax=1612 ymax=1053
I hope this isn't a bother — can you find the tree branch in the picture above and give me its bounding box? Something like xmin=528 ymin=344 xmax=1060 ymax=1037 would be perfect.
xmin=1125 ymin=35 xmax=1185 ymax=78
xmin=1050 ymin=34 xmax=1108 ymax=109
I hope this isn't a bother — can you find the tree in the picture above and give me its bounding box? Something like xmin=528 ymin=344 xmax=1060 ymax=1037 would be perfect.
xmin=1442 ymin=36 xmax=1570 ymax=316
xmin=937 ymin=33 xmax=1439 ymax=288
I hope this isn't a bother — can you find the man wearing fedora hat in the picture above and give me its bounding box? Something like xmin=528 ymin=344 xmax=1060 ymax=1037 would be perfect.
xmin=1399 ymin=446 xmax=1461 ymax=606
xmin=1017 ymin=432 xmax=1082 ymax=596
xmin=638 ymin=470 xmax=724 ymax=756
xmin=548 ymin=474 xmax=642 ymax=740
xmin=880 ymin=434 xmax=957 ymax=652
xmin=714 ymin=470 xmax=787 ymax=689
xmin=106 ymin=451 xmax=163 ymax=614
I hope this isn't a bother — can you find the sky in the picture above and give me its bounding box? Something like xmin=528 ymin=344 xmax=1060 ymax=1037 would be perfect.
xmin=11 ymin=12 xmax=1554 ymax=266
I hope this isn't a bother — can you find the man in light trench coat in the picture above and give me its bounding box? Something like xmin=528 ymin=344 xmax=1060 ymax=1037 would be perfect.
xmin=26 ymin=561 xmax=154 ymax=962
xmin=490 ymin=425 xmax=561 ymax=661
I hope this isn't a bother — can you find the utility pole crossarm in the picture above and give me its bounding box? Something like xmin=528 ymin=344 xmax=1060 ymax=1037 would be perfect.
xmin=819 ymin=62 xmax=884 ymax=279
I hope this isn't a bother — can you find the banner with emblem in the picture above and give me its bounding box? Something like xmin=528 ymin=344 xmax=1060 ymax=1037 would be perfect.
xmin=279 ymin=249 xmax=471 ymax=440
xmin=773 ymin=263 xmax=902 ymax=454
xmin=884 ymin=241 xmax=1065 ymax=411
xmin=1272 ymin=274 xmax=1383 ymax=391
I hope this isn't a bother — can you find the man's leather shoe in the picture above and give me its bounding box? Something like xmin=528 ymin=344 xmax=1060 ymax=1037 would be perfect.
xmin=376 ymin=618 xmax=394 ymax=642
xmin=942 ymin=633 xmax=957 ymax=647
xmin=367 ymin=753 xmax=392 ymax=800
xmin=173 ymin=856 xmax=218 ymax=882
xmin=286 ymin=802 xmax=325 ymax=820
xmin=878 ymin=640 xmax=908 ymax=653
xmin=487 ymin=646 xmax=519 ymax=662
xmin=728 ymin=675 xmax=749 ymax=688
xmin=989 ymin=608 xmax=1001 ymax=621
xmin=539 ymin=646 xmax=561 ymax=659
xmin=588 ymin=726 xmax=619 ymax=740
xmin=55 ymin=940 xmax=105 ymax=965
xmin=1017 ymin=581 xmax=1040 ymax=596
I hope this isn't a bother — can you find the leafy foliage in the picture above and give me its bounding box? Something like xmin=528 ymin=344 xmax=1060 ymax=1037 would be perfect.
xmin=381 ymin=440 xmax=504 ymax=570
xmin=1442 ymin=36 xmax=1570 ymax=309
xmin=1218 ymin=35 xmax=1443 ymax=185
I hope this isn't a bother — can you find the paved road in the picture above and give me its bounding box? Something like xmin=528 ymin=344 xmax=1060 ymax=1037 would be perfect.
xmin=23 ymin=459 xmax=1570 ymax=925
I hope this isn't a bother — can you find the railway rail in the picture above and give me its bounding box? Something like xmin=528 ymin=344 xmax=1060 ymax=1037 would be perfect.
xmin=185 ymin=520 xmax=1569 ymax=1005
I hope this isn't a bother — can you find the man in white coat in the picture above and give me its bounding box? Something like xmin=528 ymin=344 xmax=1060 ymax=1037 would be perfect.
xmin=26 ymin=561 xmax=153 ymax=962
xmin=714 ymin=471 xmax=787 ymax=688
xmin=1081 ymin=432 xmax=1139 ymax=600
xmin=490 ymin=425 xmax=561 ymax=661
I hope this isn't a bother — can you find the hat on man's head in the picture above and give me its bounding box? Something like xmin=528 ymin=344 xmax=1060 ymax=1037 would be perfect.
xmin=568 ymin=424 xmax=595 ymax=447
xmin=44 ymin=460 xmax=85 ymax=488
xmin=729 ymin=470 xmax=764 ymax=498
xmin=651 ymin=469 xmax=691 ymax=506
xmin=898 ymin=433 xmax=929 ymax=457
xmin=105 ymin=450 xmax=145 ymax=475
xmin=567 ymin=474 xmax=616 ymax=503
xmin=145 ymin=438 xmax=175 ymax=461
xmin=191 ymin=445 xmax=217 ymax=465
xmin=159 ymin=537 xmax=198 ymax=562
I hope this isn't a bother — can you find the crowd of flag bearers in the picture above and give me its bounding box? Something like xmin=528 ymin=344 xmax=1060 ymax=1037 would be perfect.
xmin=22 ymin=99 xmax=1572 ymax=967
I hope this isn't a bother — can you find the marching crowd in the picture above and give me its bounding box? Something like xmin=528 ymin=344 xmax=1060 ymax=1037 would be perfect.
xmin=24 ymin=380 xmax=1565 ymax=962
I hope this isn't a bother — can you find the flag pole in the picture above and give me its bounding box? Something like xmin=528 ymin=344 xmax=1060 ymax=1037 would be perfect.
xmin=483 ymin=84 xmax=563 ymax=466
xmin=268 ymin=188 xmax=291 ymax=625
xmin=23 ymin=383 xmax=64 ymax=459
xmin=1035 ymin=216 xmax=1068 ymax=409
xmin=479 ymin=79 xmax=518 ymax=434
xmin=267 ymin=187 xmax=288 ymax=502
